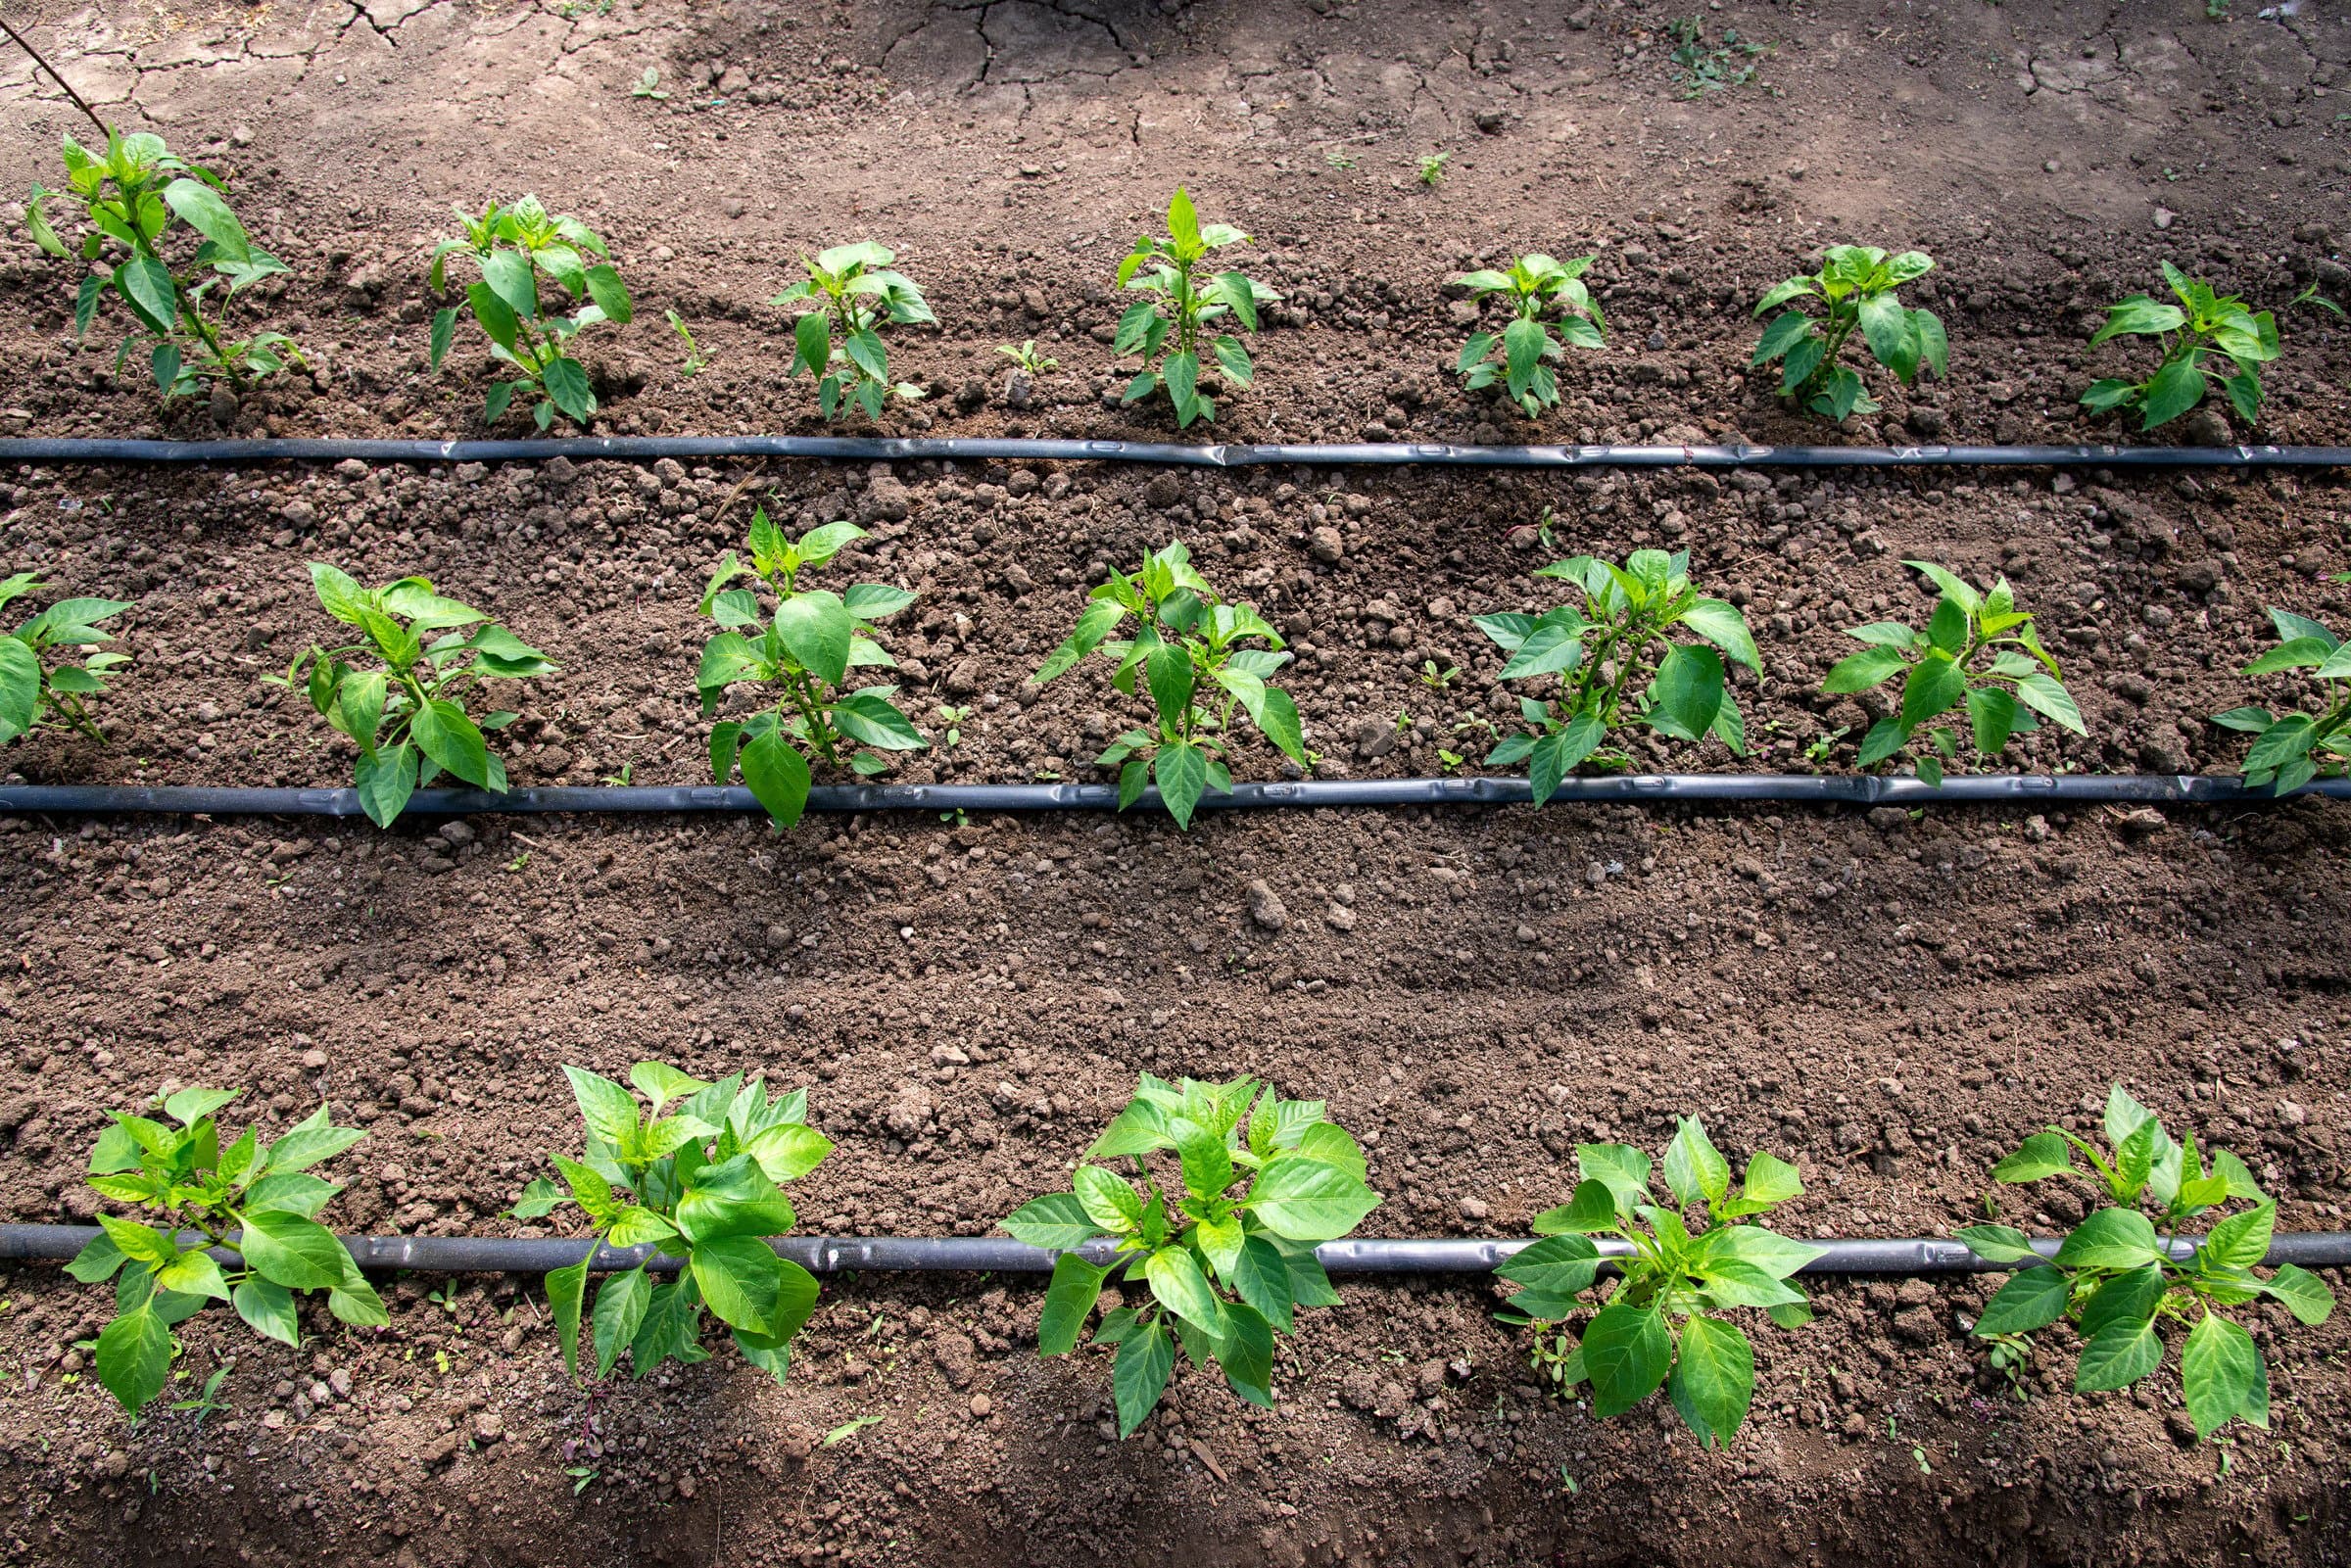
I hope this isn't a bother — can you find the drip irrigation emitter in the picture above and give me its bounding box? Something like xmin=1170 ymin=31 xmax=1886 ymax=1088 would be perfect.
xmin=0 ymin=436 xmax=2348 ymax=470
xmin=1 ymin=1224 xmax=2348 ymax=1277
xmin=0 ymin=773 xmax=2342 ymax=821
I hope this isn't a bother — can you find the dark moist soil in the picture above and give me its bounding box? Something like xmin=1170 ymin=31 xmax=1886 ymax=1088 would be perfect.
xmin=0 ymin=1 xmax=2347 ymax=1565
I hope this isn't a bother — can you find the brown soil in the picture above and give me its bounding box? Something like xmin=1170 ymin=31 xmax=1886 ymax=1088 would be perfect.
xmin=0 ymin=2 xmax=2347 ymax=1565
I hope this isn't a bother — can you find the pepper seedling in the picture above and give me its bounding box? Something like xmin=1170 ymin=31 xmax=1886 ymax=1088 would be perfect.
xmin=0 ymin=573 xmax=129 ymax=745
xmin=1453 ymin=254 xmax=1606 ymax=417
xmin=25 ymin=129 xmax=299 ymax=399
xmin=1114 ymin=189 xmax=1279 ymax=429
xmin=269 ymin=565 xmax=556 ymax=828
xmin=68 ymin=1088 xmax=385 ymax=1415
xmin=1001 ymin=1073 xmax=1381 ymax=1435
xmin=1820 ymin=561 xmax=2085 ymax=784
xmin=772 ymin=242 xmax=933 ymax=421
xmin=1475 ymin=548 xmax=1758 ymax=801
xmin=1032 ymin=541 xmax=1308 ymax=829
xmin=1751 ymin=245 xmax=1946 ymax=422
xmin=1957 ymin=1086 xmax=2334 ymax=1440
xmin=514 ymin=1065 xmax=833 ymax=1387
xmin=2082 ymin=264 xmax=2279 ymax=432
xmin=696 ymin=511 xmax=925 ymax=830
xmin=1496 ymin=1117 xmax=1821 ymax=1447
xmin=2212 ymin=607 xmax=2351 ymax=793
xmin=429 ymin=196 xmax=634 ymax=429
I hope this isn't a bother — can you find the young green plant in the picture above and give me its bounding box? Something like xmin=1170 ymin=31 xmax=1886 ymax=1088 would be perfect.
xmin=428 ymin=196 xmax=634 ymax=428
xmin=1114 ymin=189 xmax=1278 ymax=429
xmin=515 ymin=1065 xmax=832 ymax=1387
xmin=2082 ymin=264 xmax=2279 ymax=432
xmin=1751 ymin=246 xmax=1946 ymax=421
xmin=1453 ymin=255 xmax=1606 ymax=417
xmin=696 ymin=512 xmax=924 ymax=830
xmin=2211 ymin=607 xmax=2351 ymax=793
xmin=1496 ymin=1118 xmax=1820 ymax=1447
xmin=269 ymin=565 xmax=556 ymax=828
xmin=1957 ymin=1086 xmax=2334 ymax=1440
xmin=1474 ymin=548 xmax=1759 ymax=801
xmin=1032 ymin=542 xmax=1308 ymax=829
xmin=772 ymin=243 xmax=933 ymax=421
xmin=1820 ymin=562 xmax=2084 ymax=784
xmin=0 ymin=573 xmax=129 ymax=745
xmin=1001 ymin=1073 xmax=1380 ymax=1435
xmin=997 ymin=340 xmax=1059 ymax=375
xmin=67 ymin=1088 xmax=385 ymax=1415
xmin=25 ymin=129 xmax=299 ymax=399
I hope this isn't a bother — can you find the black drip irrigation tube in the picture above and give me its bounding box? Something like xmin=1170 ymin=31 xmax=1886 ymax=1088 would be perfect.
xmin=2 ymin=436 xmax=2349 ymax=471
xmin=0 ymin=774 xmax=2343 ymax=820
xmin=2 ymin=1225 xmax=2347 ymax=1277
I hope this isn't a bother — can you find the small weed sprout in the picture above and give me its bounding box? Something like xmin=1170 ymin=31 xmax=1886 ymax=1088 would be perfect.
xmin=2082 ymin=264 xmax=2280 ymax=432
xmin=1669 ymin=18 xmax=1766 ymax=97
xmin=1958 ymin=1087 xmax=2335 ymax=1440
xmin=1032 ymin=542 xmax=1308 ymax=829
xmin=25 ymin=129 xmax=299 ymax=399
xmin=697 ymin=511 xmax=924 ymax=830
xmin=1476 ymin=548 xmax=1759 ymax=801
xmin=1751 ymin=246 xmax=1946 ymax=421
xmin=1454 ymin=255 xmax=1606 ymax=417
xmin=1001 ymin=1074 xmax=1380 ymax=1435
xmin=1416 ymin=152 xmax=1451 ymax=186
xmin=666 ymin=309 xmax=710 ymax=376
xmin=996 ymin=340 xmax=1059 ymax=375
xmin=0 ymin=573 xmax=129 ymax=744
xmin=1496 ymin=1118 xmax=1820 ymax=1447
xmin=516 ymin=1066 xmax=832 ymax=1387
xmin=270 ymin=565 xmax=556 ymax=828
xmin=68 ymin=1088 xmax=384 ymax=1415
xmin=2212 ymin=607 xmax=2351 ymax=793
xmin=1821 ymin=562 xmax=2084 ymax=785
xmin=1114 ymin=189 xmax=1278 ymax=429
xmin=773 ymin=243 xmax=933 ymax=421
xmin=429 ymin=197 xmax=634 ymax=428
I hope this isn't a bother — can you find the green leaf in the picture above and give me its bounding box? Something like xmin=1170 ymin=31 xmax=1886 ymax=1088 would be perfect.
xmin=1577 ymin=1144 xmax=1653 ymax=1212
xmin=583 ymin=262 xmax=632 ymax=324
xmin=2201 ymin=1201 xmax=2276 ymax=1272
xmin=1496 ymin=1233 xmax=1603 ymax=1317
xmin=591 ymin=1264 xmax=651 ymax=1379
xmin=2013 ymin=673 xmax=2086 ymax=736
xmin=2138 ymin=355 xmax=2208 ymax=431
xmin=1751 ymin=309 xmax=1813 ymax=365
xmin=1739 ymin=1150 xmax=1801 ymax=1207
xmin=2182 ymin=1312 xmax=2268 ymax=1439
xmin=408 ymin=699 xmax=493 ymax=789
xmin=1144 ymin=1248 xmax=1228 ymax=1339
xmin=2053 ymin=1209 xmax=2163 ymax=1270
xmin=1680 ymin=598 xmax=1760 ymax=673
xmin=65 ymin=1229 xmax=127 ymax=1285
xmin=1993 ymin=1130 xmax=2074 ymax=1184
xmin=1039 ymin=1254 xmax=1109 ymax=1355
xmin=563 ymin=1066 xmax=641 ymax=1147
xmin=1229 ymin=1236 xmax=1296 ymax=1332
xmin=95 ymin=1305 xmax=173 ymax=1413
xmin=232 ymin=1276 xmax=300 ymax=1347
xmin=1667 ymin=1314 xmax=1754 ymax=1448
xmin=548 ymin=1254 xmax=591 ymax=1380
xmin=740 ymin=730 xmax=813 ymax=831
xmin=2074 ymin=1314 xmax=2163 ymax=1393
xmin=2080 ymin=1264 xmax=2166 ymax=1340
xmin=1247 ymin=1157 xmax=1380 ymax=1242
xmin=1662 ymin=1117 xmax=1731 ymax=1207
xmin=264 ymin=1105 xmax=365 ymax=1175
xmin=1153 ymin=741 xmax=1211 ymax=832
xmin=1973 ymin=1266 xmax=2070 ymax=1336
xmin=1581 ymin=1303 xmax=1673 ymax=1418
xmin=113 ymin=257 xmax=179 ymax=337
xmin=1219 ymin=1302 xmax=1275 ymax=1406
xmin=542 ymin=357 xmax=595 ymax=424
xmin=773 ymin=590 xmax=855 ymax=686
xmin=2256 ymin=1264 xmax=2334 ymax=1326
xmin=233 ymin=1210 xmax=349 ymax=1290
xmin=1113 ymin=1318 xmax=1174 ymax=1437
xmin=691 ymin=1235 xmax=798 ymax=1337
xmin=1001 ymin=1192 xmax=1103 ymax=1251
xmin=1952 ymin=1224 xmax=2040 ymax=1264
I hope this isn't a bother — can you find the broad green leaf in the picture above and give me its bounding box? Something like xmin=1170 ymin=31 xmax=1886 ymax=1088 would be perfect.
xmin=2182 ymin=1312 xmax=2268 ymax=1438
xmin=95 ymin=1305 xmax=173 ymax=1412
xmin=1039 ymin=1254 xmax=1109 ymax=1355
xmin=2053 ymin=1209 xmax=2163 ymax=1270
xmin=232 ymin=1276 xmax=299 ymax=1347
xmin=740 ymin=730 xmax=813 ymax=831
xmin=2074 ymin=1314 xmax=2163 ymax=1393
xmin=1144 ymin=1248 xmax=1228 ymax=1339
xmin=548 ymin=1253 xmax=591 ymax=1379
xmin=1577 ymin=1144 xmax=1653 ymax=1212
xmin=233 ymin=1210 xmax=348 ymax=1290
xmin=1581 ymin=1302 xmax=1672 ymax=1418
xmin=1740 ymin=1150 xmax=1801 ymax=1207
xmin=563 ymin=1067 xmax=641 ymax=1147
xmin=1154 ymin=741 xmax=1211 ymax=832
xmin=773 ymin=590 xmax=855 ymax=686
xmin=1113 ymin=1318 xmax=1174 ymax=1436
xmin=1667 ymin=1314 xmax=1754 ymax=1448
xmin=1002 ymin=1191 xmax=1103 ymax=1251
xmin=2256 ymin=1264 xmax=2334 ymax=1326
xmin=1647 ymin=644 xmax=1724 ymax=742
xmin=592 ymin=1264 xmax=651 ymax=1379
xmin=1219 ymin=1302 xmax=1275 ymax=1406
xmin=1662 ymin=1116 xmax=1731 ymax=1207
xmin=1247 ymin=1158 xmax=1379 ymax=1242
xmin=1973 ymin=1265 xmax=2070 ymax=1336
xmin=1993 ymin=1131 xmax=2075 ymax=1183
xmin=1952 ymin=1223 xmax=2039 ymax=1264
xmin=1230 ymin=1235 xmax=1295 ymax=1332
xmin=691 ymin=1235 xmax=796 ymax=1336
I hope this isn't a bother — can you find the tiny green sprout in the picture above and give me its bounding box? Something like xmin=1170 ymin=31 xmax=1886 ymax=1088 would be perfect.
xmin=2082 ymin=263 xmax=2279 ymax=432
xmin=428 ymin=196 xmax=634 ymax=429
xmin=1497 ymin=1117 xmax=1819 ymax=1447
xmin=1114 ymin=188 xmax=1279 ymax=429
xmin=168 ymin=1364 xmax=231 ymax=1428
xmin=0 ymin=573 xmax=131 ymax=745
xmin=773 ymin=243 xmax=933 ymax=422
xmin=1032 ymin=542 xmax=1308 ymax=829
xmin=1751 ymin=245 xmax=1946 ymax=422
xmin=1958 ymin=1086 xmax=2336 ymax=1441
xmin=1453 ymin=255 xmax=1606 ymax=417
xmin=600 ymin=762 xmax=634 ymax=786
xmin=936 ymin=703 xmax=973 ymax=748
xmin=2213 ymin=606 xmax=2351 ymax=793
xmin=504 ymin=851 xmax=530 ymax=874
xmin=696 ymin=510 xmax=925 ymax=830
xmin=1001 ymin=1073 xmax=1381 ymax=1436
xmin=566 ymin=1465 xmax=599 ymax=1494
xmin=822 ymin=1413 xmax=885 ymax=1447
xmin=268 ymin=565 xmax=555 ymax=829
xmin=2290 ymin=281 xmax=2346 ymax=320
xmin=1437 ymin=748 xmax=1464 ymax=773
xmin=69 ymin=1089 xmax=384 ymax=1416
xmin=1323 ymin=149 xmax=1355 ymax=170
xmin=1419 ymin=660 xmax=1460 ymax=690
xmin=1476 ymin=547 xmax=1760 ymax=801
xmin=666 ymin=309 xmax=710 ymax=376
xmin=1669 ymin=18 xmax=1767 ymax=97
xmin=520 ymin=1064 xmax=834 ymax=1388
xmin=24 ymin=128 xmax=300 ymax=400
xmin=1820 ymin=561 xmax=2085 ymax=786
xmin=996 ymin=340 xmax=1059 ymax=375
xmin=630 ymin=68 xmax=667 ymax=100
xmin=1415 ymin=152 xmax=1451 ymax=186
xmin=1802 ymin=726 xmax=1848 ymax=764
